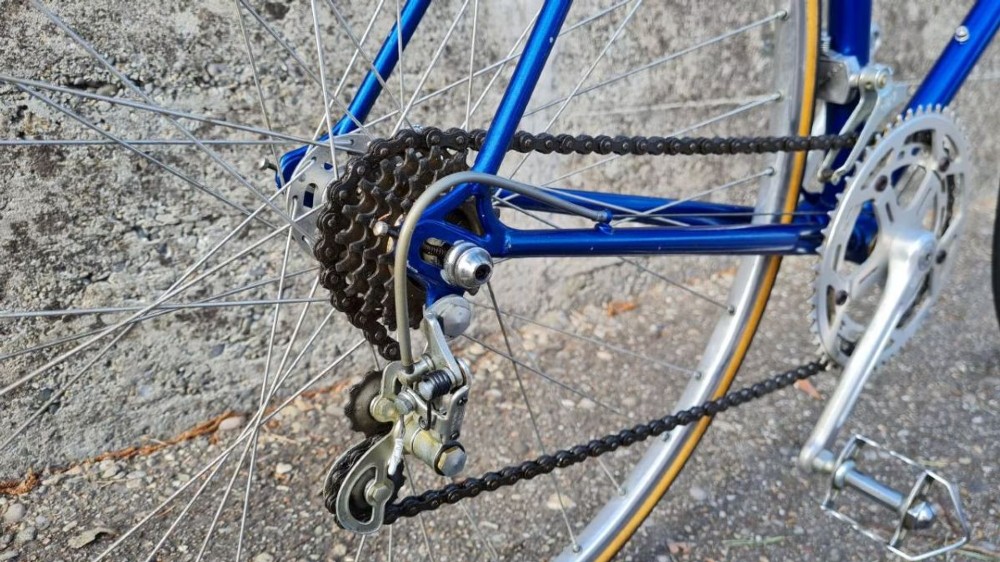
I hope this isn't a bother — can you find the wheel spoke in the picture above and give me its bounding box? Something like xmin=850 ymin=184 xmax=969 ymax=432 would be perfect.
xmin=462 ymin=334 xmax=626 ymax=418
xmin=236 ymin=0 xmax=321 ymax=85
xmin=235 ymin=224 xmax=296 ymax=560
xmin=0 ymin=298 xmax=327 ymax=319
xmin=364 ymin=1 xmax=631 ymax=129
xmin=233 ymin=0 xmax=283 ymax=173
xmin=523 ymin=10 xmax=786 ymax=118
xmin=404 ymin=463 xmax=438 ymax=562
xmin=0 ymin=324 xmax=133 ymax=452
xmin=196 ymin=304 xmax=337 ymax=562
xmin=610 ymin=168 xmax=775 ymax=225
xmin=498 ymin=197 xmax=732 ymax=313
xmin=16 ymin=84 xmax=261 ymax=222
xmin=467 ymin=302 xmax=695 ymax=375
xmin=1 ymin=190 xmax=294 ymax=398
xmin=484 ymin=283 xmax=579 ymax=551
xmin=391 ymin=0 xmax=471 ymax=134
xmin=457 ymin=500 xmax=499 ymax=561
xmin=94 ymin=338 xmax=364 ymax=561
xmin=324 ymin=0 xmax=413 ymax=129
xmin=0 ymin=268 xmax=317 ymax=362
xmin=310 ymin=0 xmax=342 ymax=181
xmin=462 ymin=0 xmax=478 ymax=129
xmin=29 ymin=0 xmax=311 ymax=238
xmin=508 ymin=0 xmax=644 ymax=179
xmin=0 ymin=138 xmax=301 ymax=146
xmin=0 ymin=75 xmax=322 ymax=147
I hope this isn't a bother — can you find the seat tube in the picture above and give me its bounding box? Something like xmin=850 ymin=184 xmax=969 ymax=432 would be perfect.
xmin=471 ymin=0 xmax=573 ymax=174
xmin=825 ymin=0 xmax=872 ymax=135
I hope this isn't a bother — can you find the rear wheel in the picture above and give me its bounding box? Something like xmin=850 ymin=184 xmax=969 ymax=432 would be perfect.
xmin=993 ymin=186 xmax=1000 ymax=332
xmin=0 ymin=1 xmax=816 ymax=559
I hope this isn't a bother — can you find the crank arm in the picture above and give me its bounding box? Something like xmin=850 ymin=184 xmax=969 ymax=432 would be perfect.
xmin=799 ymin=227 xmax=937 ymax=472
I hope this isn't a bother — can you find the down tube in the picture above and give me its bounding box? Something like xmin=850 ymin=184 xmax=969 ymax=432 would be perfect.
xmin=909 ymin=0 xmax=1000 ymax=108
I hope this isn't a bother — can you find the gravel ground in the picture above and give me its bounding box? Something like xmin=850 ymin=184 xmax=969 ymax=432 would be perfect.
xmin=1 ymin=0 xmax=999 ymax=561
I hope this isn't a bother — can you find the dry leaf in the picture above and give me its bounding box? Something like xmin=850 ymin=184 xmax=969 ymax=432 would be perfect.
xmin=668 ymin=541 xmax=694 ymax=555
xmin=605 ymin=300 xmax=638 ymax=317
xmin=794 ymin=379 xmax=823 ymax=400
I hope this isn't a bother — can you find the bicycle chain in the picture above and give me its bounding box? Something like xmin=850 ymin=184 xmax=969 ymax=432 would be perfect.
xmin=316 ymin=127 xmax=852 ymax=521
xmin=383 ymin=359 xmax=828 ymax=523
xmin=314 ymin=127 xmax=858 ymax=360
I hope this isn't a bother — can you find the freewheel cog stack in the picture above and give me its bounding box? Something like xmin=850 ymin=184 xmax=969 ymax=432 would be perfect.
xmin=812 ymin=106 xmax=970 ymax=366
xmin=313 ymin=131 xmax=471 ymax=360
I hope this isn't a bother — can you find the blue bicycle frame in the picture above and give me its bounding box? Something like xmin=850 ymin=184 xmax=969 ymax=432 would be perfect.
xmin=279 ymin=0 xmax=1000 ymax=302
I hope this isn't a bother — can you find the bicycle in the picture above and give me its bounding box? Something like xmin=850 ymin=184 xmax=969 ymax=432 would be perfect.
xmin=1 ymin=0 xmax=997 ymax=560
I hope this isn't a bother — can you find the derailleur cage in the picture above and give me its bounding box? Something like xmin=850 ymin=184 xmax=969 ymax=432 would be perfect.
xmin=329 ymin=296 xmax=474 ymax=533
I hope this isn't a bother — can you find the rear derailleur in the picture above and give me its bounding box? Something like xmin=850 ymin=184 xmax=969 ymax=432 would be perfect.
xmin=324 ymin=296 xmax=474 ymax=533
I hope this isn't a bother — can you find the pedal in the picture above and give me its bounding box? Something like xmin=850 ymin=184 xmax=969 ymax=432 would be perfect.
xmin=821 ymin=435 xmax=970 ymax=561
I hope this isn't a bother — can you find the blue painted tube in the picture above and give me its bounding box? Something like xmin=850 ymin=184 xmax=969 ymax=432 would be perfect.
xmin=502 ymin=224 xmax=823 ymax=257
xmin=909 ymin=0 xmax=1000 ymax=109
xmin=826 ymin=0 xmax=872 ymax=136
xmin=332 ymin=0 xmax=433 ymax=135
xmin=471 ymin=0 xmax=573 ymax=174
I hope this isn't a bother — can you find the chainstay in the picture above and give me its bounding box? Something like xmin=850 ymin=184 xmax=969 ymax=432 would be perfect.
xmin=315 ymin=127 xmax=860 ymax=360
xmin=383 ymin=359 xmax=828 ymax=523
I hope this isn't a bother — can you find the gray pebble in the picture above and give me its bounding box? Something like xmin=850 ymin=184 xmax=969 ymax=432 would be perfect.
xmin=14 ymin=526 xmax=35 ymax=545
xmin=2 ymin=504 xmax=25 ymax=525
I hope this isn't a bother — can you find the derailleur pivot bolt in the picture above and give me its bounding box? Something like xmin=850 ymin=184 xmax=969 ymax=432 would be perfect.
xmin=442 ymin=241 xmax=493 ymax=290
xmin=417 ymin=369 xmax=459 ymax=401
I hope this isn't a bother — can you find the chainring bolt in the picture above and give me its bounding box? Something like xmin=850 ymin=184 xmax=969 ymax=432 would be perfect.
xmin=835 ymin=290 xmax=849 ymax=306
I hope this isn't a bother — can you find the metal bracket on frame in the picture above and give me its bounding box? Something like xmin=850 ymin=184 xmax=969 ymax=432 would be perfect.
xmin=815 ymin=53 xmax=907 ymax=184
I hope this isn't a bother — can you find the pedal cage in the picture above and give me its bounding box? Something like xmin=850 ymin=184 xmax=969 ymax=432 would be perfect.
xmin=822 ymin=435 xmax=970 ymax=561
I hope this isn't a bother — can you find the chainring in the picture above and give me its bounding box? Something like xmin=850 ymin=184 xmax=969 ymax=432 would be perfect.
xmin=812 ymin=106 xmax=970 ymax=366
